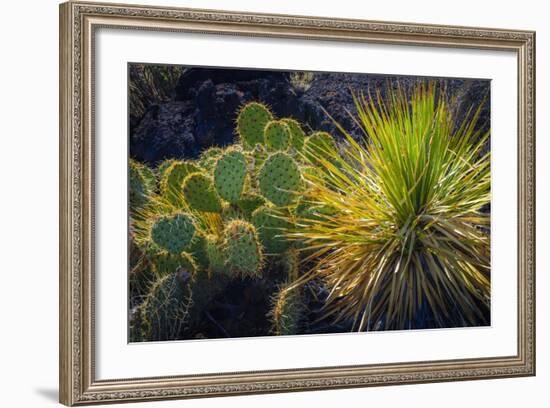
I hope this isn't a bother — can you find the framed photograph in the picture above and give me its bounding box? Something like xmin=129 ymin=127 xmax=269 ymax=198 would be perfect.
xmin=59 ymin=1 xmax=536 ymax=405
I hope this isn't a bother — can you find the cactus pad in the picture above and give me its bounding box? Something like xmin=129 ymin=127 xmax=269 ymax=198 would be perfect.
xmin=205 ymin=234 xmax=226 ymax=275
xmin=221 ymin=203 xmax=245 ymax=222
xmin=199 ymin=146 xmax=223 ymax=172
xmin=140 ymin=272 xmax=192 ymax=341
xmin=151 ymin=213 xmax=195 ymax=255
xmin=129 ymin=160 xmax=148 ymax=210
xmin=160 ymin=161 xmax=201 ymax=198
xmin=157 ymin=159 xmax=176 ymax=179
xmin=270 ymin=284 xmax=303 ymax=336
xmin=223 ymin=220 xmax=263 ymax=278
xmin=264 ymin=120 xmax=291 ymax=151
xmin=237 ymin=102 xmax=272 ymax=148
xmin=214 ymin=149 xmax=247 ymax=203
xmin=281 ymin=118 xmax=305 ymax=151
xmin=182 ymin=172 xmax=223 ymax=213
xmin=139 ymin=164 xmax=157 ymax=194
xmin=280 ymin=248 xmax=300 ymax=281
xmin=151 ymin=250 xmax=197 ymax=278
xmin=200 ymin=146 xmax=223 ymax=162
xmin=258 ymin=152 xmax=302 ymax=206
xmin=252 ymin=206 xmax=293 ymax=254
xmin=187 ymin=233 xmax=209 ymax=269
xmin=303 ymin=131 xmax=337 ymax=164
xmin=237 ymin=193 xmax=266 ymax=218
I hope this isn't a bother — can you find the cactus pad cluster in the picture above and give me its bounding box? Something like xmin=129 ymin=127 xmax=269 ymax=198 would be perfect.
xmin=129 ymin=100 xmax=338 ymax=341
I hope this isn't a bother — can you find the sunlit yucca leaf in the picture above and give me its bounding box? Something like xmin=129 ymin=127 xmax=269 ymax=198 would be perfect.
xmin=287 ymin=82 xmax=490 ymax=331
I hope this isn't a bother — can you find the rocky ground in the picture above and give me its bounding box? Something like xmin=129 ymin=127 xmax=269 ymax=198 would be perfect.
xmin=130 ymin=66 xmax=490 ymax=165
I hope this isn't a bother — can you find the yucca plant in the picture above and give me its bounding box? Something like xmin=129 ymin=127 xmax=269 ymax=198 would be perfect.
xmin=288 ymin=82 xmax=490 ymax=331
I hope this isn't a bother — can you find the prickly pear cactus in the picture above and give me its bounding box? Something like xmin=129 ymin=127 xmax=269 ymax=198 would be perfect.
xmin=198 ymin=146 xmax=223 ymax=172
xmin=221 ymin=203 xmax=245 ymax=222
xmin=282 ymin=118 xmax=305 ymax=152
xmin=157 ymin=159 xmax=176 ymax=179
xmin=160 ymin=161 xmax=200 ymax=199
xmin=303 ymin=131 xmax=337 ymax=164
xmin=237 ymin=102 xmax=272 ymax=148
xmin=258 ymin=152 xmax=302 ymax=206
xmin=264 ymin=120 xmax=291 ymax=151
xmin=140 ymin=271 xmax=193 ymax=341
xmin=150 ymin=250 xmax=197 ymax=278
xmin=280 ymin=248 xmax=300 ymax=281
xmin=187 ymin=233 xmax=209 ymax=270
xmin=151 ymin=213 xmax=195 ymax=255
xmin=252 ymin=206 xmax=293 ymax=254
xmin=205 ymin=234 xmax=226 ymax=275
xmin=139 ymin=164 xmax=157 ymax=194
xmin=237 ymin=193 xmax=266 ymax=218
xmin=128 ymin=99 xmax=342 ymax=341
xmin=214 ymin=149 xmax=247 ymax=203
xmin=129 ymin=159 xmax=157 ymax=211
xmin=270 ymin=284 xmax=303 ymax=336
xmin=182 ymin=172 xmax=223 ymax=213
xmin=129 ymin=160 xmax=148 ymax=211
xmin=200 ymin=146 xmax=223 ymax=161
xmin=223 ymin=220 xmax=263 ymax=278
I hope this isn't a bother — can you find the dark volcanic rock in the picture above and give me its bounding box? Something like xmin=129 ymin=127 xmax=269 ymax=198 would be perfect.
xmin=131 ymin=101 xmax=196 ymax=164
xmin=130 ymin=66 xmax=491 ymax=165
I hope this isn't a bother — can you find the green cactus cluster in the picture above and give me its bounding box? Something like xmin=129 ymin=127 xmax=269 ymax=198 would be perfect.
xmin=129 ymin=100 xmax=338 ymax=341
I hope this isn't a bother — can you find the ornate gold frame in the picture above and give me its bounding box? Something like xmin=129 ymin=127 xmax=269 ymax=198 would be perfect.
xmin=59 ymin=1 xmax=536 ymax=405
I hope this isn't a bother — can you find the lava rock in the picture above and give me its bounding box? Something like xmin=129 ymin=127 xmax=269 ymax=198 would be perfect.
xmin=130 ymin=101 xmax=196 ymax=164
xmin=130 ymin=66 xmax=490 ymax=165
